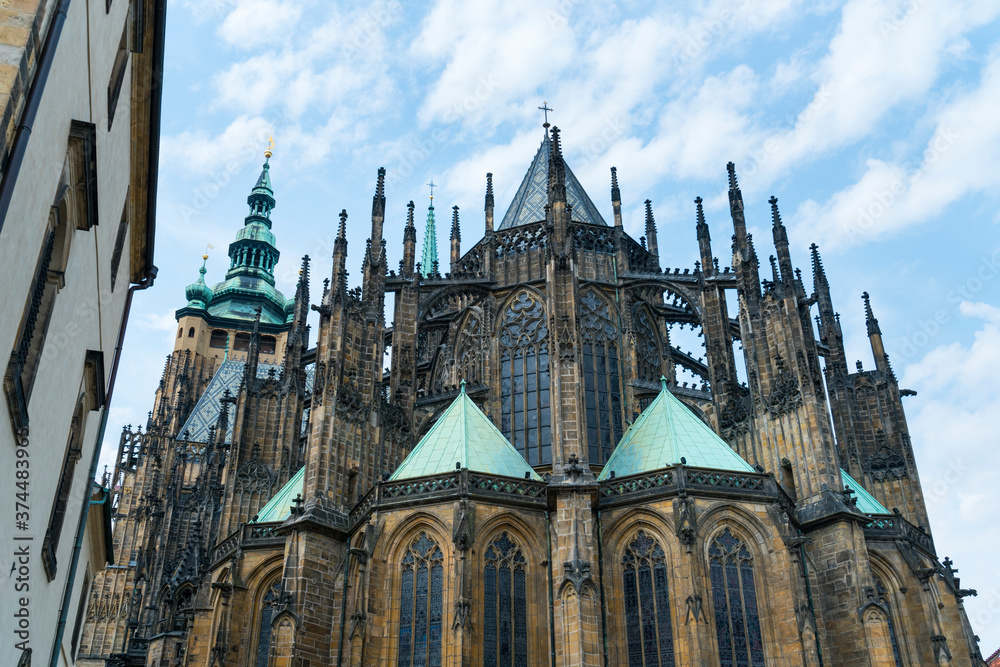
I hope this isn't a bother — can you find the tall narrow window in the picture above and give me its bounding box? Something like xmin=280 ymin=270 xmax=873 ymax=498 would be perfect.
xmin=622 ymin=531 xmax=674 ymax=667
xmin=398 ymin=533 xmax=444 ymax=667
xmin=499 ymin=292 xmax=551 ymax=465
xmin=709 ymin=529 xmax=765 ymax=667
xmin=256 ymin=583 xmax=280 ymax=667
xmin=875 ymin=579 xmax=904 ymax=667
xmin=484 ymin=533 xmax=528 ymax=667
xmin=580 ymin=290 xmax=623 ymax=463
xmin=107 ymin=22 xmax=129 ymax=129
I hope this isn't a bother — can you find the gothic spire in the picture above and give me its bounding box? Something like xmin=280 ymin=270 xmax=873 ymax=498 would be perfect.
xmin=548 ymin=126 xmax=567 ymax=206
xmin=611 ymin=167 xmax=623 ymax=228
xmin=450 ymin=205 xmax=461 ymax=272
xmin=484 ymin=172 xmax=494 ymax=235
xmin=863 ymin=291 xmax=881 ymax=336
xmin=644 ymin=198 xmax=659 ymax=260
xmin=695 ymin=196 xmax=714 ymax=274
xmin=402 ymin=200 xmax=416 ymax=276
xmin=770 ymin=196 xmax=794 ymax=289
xmin=421 ymin=190 xmax=438 ymax=277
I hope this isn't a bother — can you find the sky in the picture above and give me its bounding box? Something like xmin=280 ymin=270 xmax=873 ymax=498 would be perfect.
xmin=104 ymin=0 xmax=1000 ymax=650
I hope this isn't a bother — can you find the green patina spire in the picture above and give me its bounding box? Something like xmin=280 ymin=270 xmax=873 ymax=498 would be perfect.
xmin=421 ymin=183 xmax=438 ymax=277
xmin=189 ymin=149 xmax=289 ymax=325
xmin=184 ymin=253 xmax=214 ymax=308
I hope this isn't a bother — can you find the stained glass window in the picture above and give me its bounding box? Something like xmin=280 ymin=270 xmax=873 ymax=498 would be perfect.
xmin=633 ymin=307 xmax=662 ymax=383
xmin=398 ymin=533 xmax=444 ymax=667
xmin=709 ymin=529 xmax=765 ymax=667
xmin=580 ymin=290 xmax=623 ymax=464
xmin=876 ymin=579 xmax=904 ymax=667
xmin=483 ymin=533 xmax=529 ymax=667
xmin=256 ymin=583 xmax=280 ymax=667
xmin=622 ymin=531 xmax=674 ymax=666
xmin=499 ymin=292 xmax=551 ymax=465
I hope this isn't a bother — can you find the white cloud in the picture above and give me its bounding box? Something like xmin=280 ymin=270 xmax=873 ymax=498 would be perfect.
xmin=790 ymin=47 xmax=1000 ymax=249
xmin=901 ymin=301 xmax=1000 ymax=643
xmin=217 ymin=0 xmax=304 ymax=48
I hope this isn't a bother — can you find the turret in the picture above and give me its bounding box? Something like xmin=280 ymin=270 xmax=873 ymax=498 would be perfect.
xmin=863 ymin=292 xmax=890 ymax=374
xmin=770 ymin=196 xmax=795 ymax=292
xmin=611 ymin=167 xmax=623 ymax=228
xmin=811 ymin=244 xmax=847 ymax=376
xmin=695 ymin=197 xmax=713 ymax=276
xmin=484 ymin=173 xmax=494 ymax=236
xmin=644 ymin=199 xmax=659 ymax=262
xmin=402 ymin=200 xmax=416 ymax=277
xmin=450 ymin=205 xmax=461 ymax=273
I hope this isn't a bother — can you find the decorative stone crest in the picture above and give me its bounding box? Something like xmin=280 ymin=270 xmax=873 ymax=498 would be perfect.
xmin=766 ymin=355 xmax=801 ymax=416
xmin=335 ymin=380 xmax=370 ymax=424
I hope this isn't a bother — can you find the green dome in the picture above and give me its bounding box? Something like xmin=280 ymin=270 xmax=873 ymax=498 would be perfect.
xmin=184 ymin=258 xmax=213 ymax=308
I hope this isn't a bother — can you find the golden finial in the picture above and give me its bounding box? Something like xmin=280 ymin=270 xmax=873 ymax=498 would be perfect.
xmin=264 ymin=135 xmax=275 ymax=159
xmin=202 ymin=254 xmax=209 ymax=260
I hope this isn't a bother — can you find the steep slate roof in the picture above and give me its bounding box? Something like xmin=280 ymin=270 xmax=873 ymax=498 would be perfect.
xmin=390 ymin=383 xmax=542 ymax=481
xmin=597 ymin=380 xmax=754 ymax=480
xmin=251 ymin=465 xmax=304 ymax=523
xmin=177 ymin=360 xmax=314 ymax=443
xmin=841 ymin=468 xmax=890 ymax=515
xmin=498 ymin=132 xmax=608 ymax=229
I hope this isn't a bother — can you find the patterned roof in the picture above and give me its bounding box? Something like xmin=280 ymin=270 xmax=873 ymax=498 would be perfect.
xmin=841 ymin=468 xmax=890 ymax=515
xmin=252 ymin=465 xmax=304 ymax=523
xmin=389 ymin=384 xmax=542 ymax=481
xmin=177 ymin=360 xmax=314 ymax=443
xmin=498 ymin=132 xmax=608 ymax=229
xmin=598 ymin=380 xmax=754 ymax=480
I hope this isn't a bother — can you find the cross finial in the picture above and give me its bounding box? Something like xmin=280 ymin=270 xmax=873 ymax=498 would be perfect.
xmin=427 ymin=180 xmax=436 ymax=200
xmin=538 ymin=101 xmax=553 ymax=128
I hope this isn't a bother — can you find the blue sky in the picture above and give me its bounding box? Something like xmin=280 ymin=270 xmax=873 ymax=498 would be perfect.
xmin=105 ymin=0 xmax=1000 ymax=649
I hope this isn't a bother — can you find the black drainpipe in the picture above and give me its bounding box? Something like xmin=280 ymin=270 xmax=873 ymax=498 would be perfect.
xmin=0 ymin=0 xmax=72 ymax=230
xmin=596 ymin=510 xmax=609 ymax=667
xmin=545 ymin=510 xmax=556 ymax=667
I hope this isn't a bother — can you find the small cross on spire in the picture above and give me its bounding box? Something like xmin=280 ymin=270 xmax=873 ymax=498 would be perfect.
xmin=538 ymin=101 xmax=553 ymax=128
xmin=427 ymin=180 xmax=436 ymax=200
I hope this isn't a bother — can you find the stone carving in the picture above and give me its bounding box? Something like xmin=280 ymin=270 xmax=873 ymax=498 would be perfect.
xmin=766 ymin=355 xmax=801 ymax=416
xmin=336 ymin=380 xmax=370 ymax=424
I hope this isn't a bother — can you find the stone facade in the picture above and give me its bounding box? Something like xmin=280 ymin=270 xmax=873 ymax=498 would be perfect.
xmin=79 ymin=127 xmax=985 ymax=666
xmin=0 ymin=0 xmax=165 ymax=665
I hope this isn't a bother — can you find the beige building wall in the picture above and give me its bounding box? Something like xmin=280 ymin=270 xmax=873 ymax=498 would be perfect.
xmin=0 ymin=0 xmax=163 ymax=665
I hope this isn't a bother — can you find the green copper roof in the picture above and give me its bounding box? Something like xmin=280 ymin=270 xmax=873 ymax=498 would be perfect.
xmin=390 ymin=383 xmax=542 ymax=481
xmin=184 ymin=256 xmax=213 ymax=308
xmin=421 ymin=199 xmax=438 ymax=276
xmin=251 ymin=465 xmax=304 ymax=523
xmin=841 ymin=469 xmax=890 ymax=515
xmin=598 ymin=380 xmax=754 ymax=480
xmin=499 ymin=132 xmax=608 ymax=230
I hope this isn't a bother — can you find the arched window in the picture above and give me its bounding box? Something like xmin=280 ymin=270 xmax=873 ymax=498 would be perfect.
xmin=499 ymin=292 xmax=551 ymax=465
xmin=875 ymin=579 xmax=903 ymax=666
xmin=210 ymin=330 xmax=228 ymax=349
xmin=398 ymin=533 xmax=444 ymax=667
xmin=177 ymin=328 xmax=182 ymax=339
xmin=633 ymin=306 xmax=662 ymax=383
xmin=622 ymin=531 xmax=674 ymax=667
xmin=234 ymin=332 xmax=251 ymax=351
xmin=580 ymin=289 xmax=623 ymax=464
xmin=709 ymin=529 xmax=765 ymax=667
xmin=187 ymin=327 xmax=195 ymax=338
xmin=260 ymin=335 xmax=276 ymax=355
xmin=255 ymin=582 xmax=281 ymax=667
xmin=484 ymin=533 xmax=528 ymax=667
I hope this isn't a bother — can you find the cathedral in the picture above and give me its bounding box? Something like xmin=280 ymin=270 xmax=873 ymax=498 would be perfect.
xmin=77 ymin=125 xmax=986 ymax=667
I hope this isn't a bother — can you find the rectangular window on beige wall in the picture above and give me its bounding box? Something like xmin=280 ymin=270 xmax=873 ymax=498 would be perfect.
xmin=107 ymin=20 xmax=129 ymax=130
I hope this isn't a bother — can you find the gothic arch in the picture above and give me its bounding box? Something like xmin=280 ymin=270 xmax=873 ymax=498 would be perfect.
xmin=632 ymin=302 xmax=664 ymax=384
xmin=697 ymin=504 xmax=775 ymax=561
xmin=579 ymin=287 xmax=624 ymax=464
xmin=244 ymin=554 xmax=285 ymax=591
xmin=495 ymin=284 xmax=546 ymax=316
xmin=382 ymin=524 xmax=450 ymax=667
xmin=249 ymin=568 xmax=283 ymax=667
xmin=497 ymin=288 xmax=551 ymax=465
xmin=423 ymin=284 xmax=491 ymax=321
xmin=601 ymin=507 xmax=675 ymax=553
xmin=381 ymin=513 xmax=452 ymax=567
xmin=476 ymin=512 xmax=546 ymax=562
xmin=453 ymin=306 xmax=487 ymax=387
